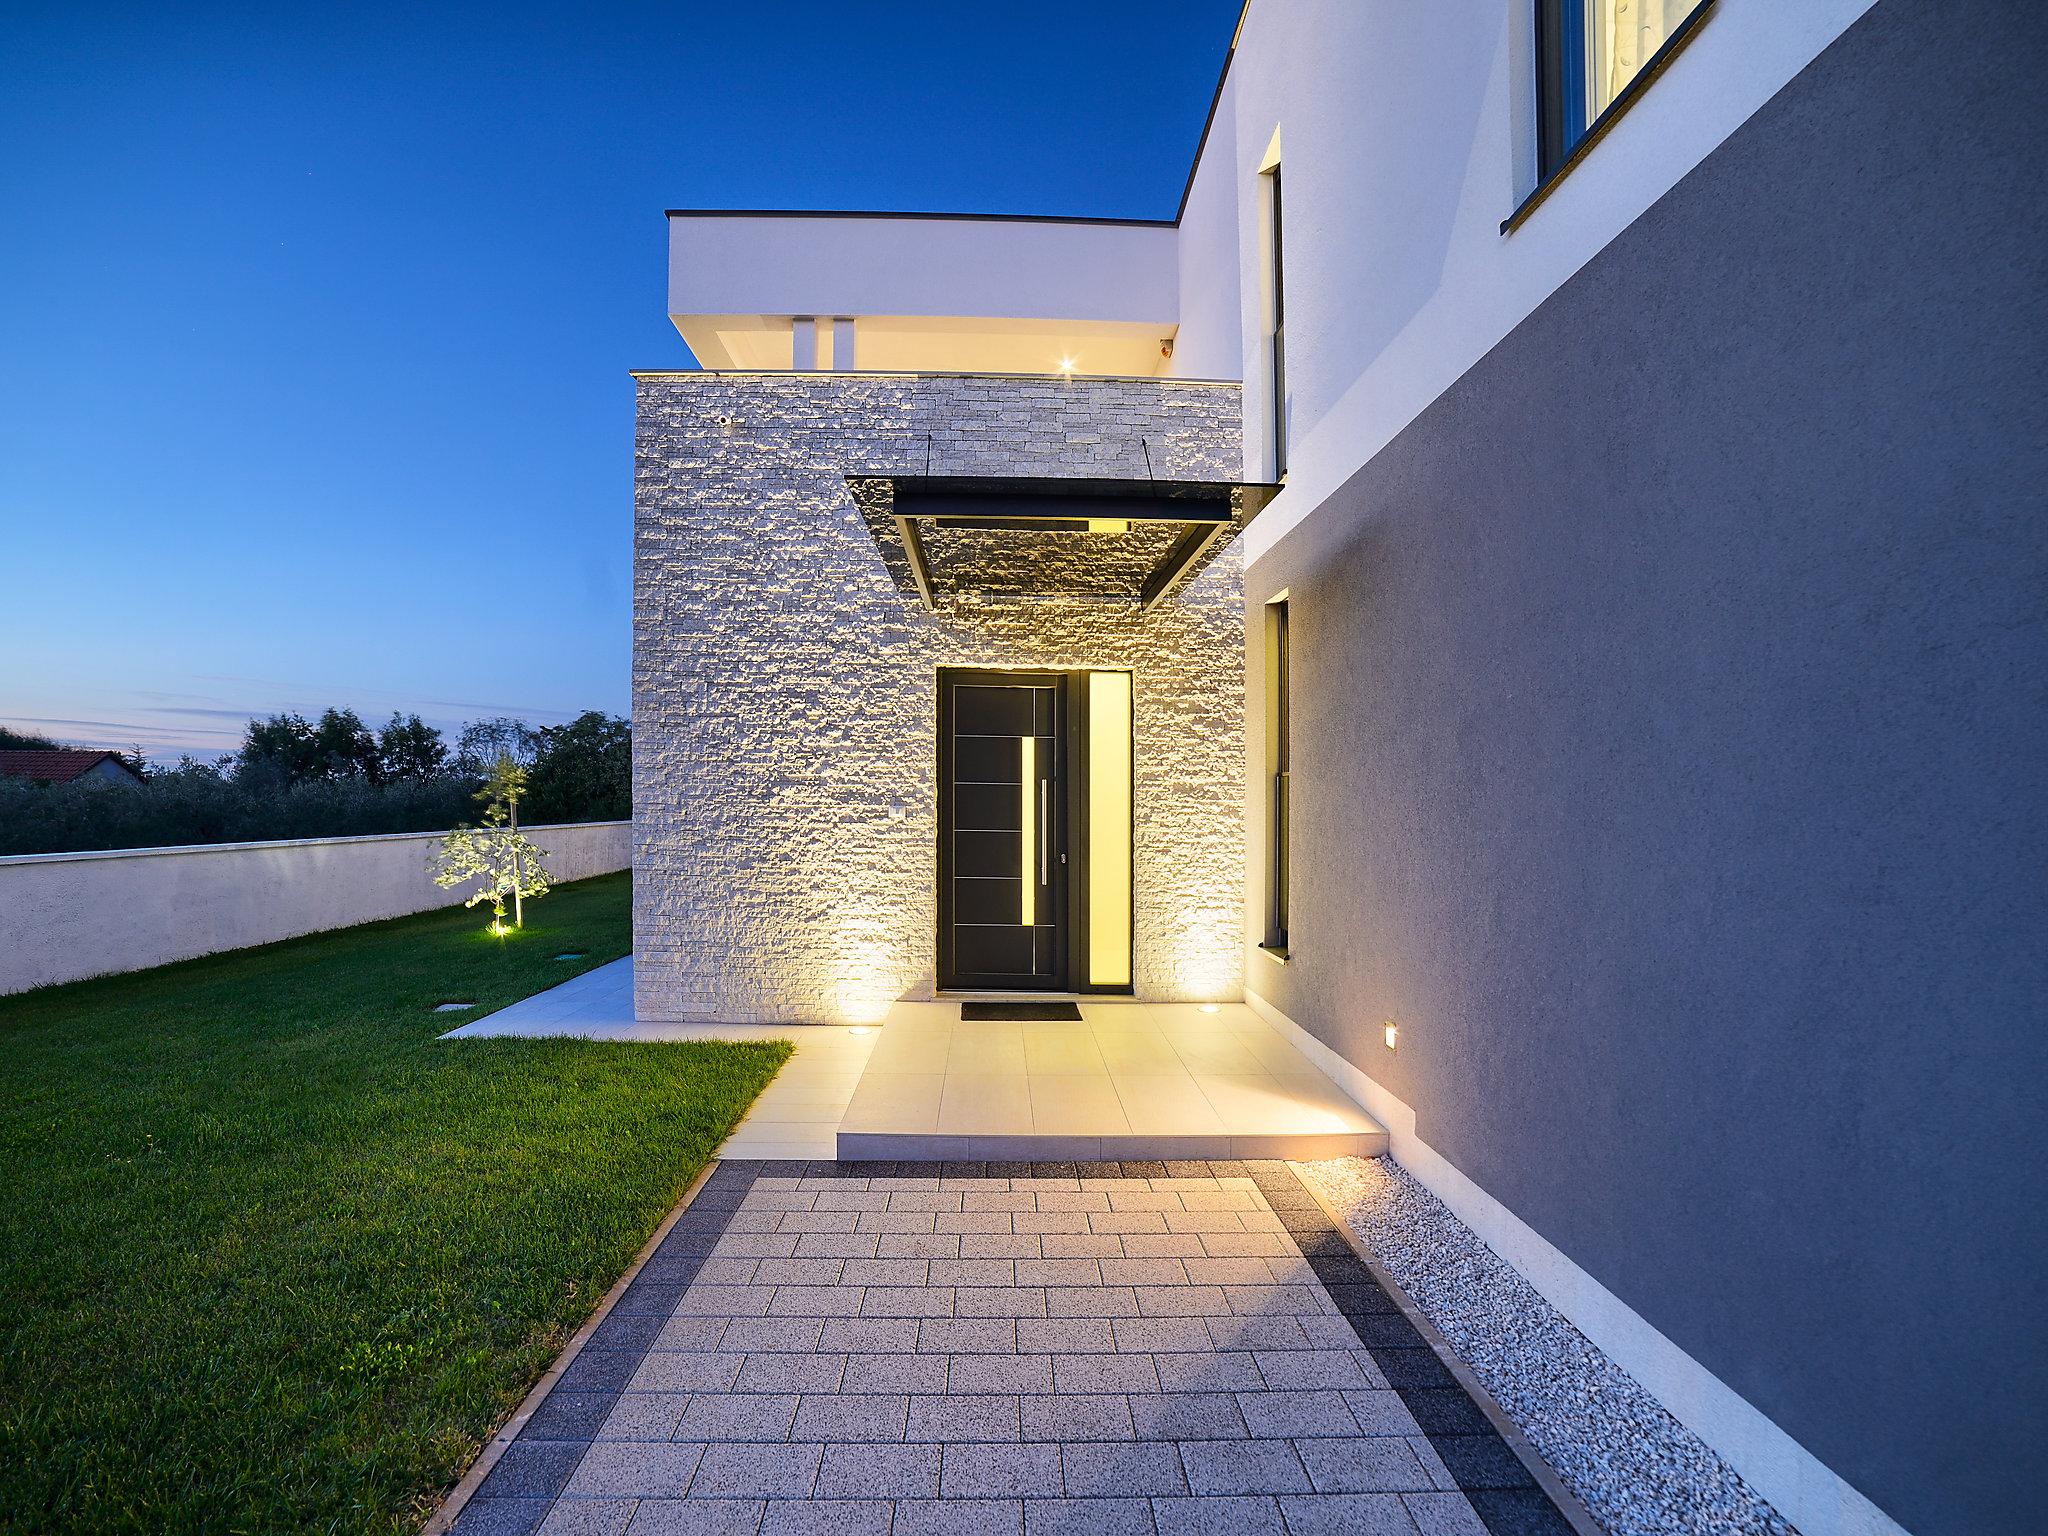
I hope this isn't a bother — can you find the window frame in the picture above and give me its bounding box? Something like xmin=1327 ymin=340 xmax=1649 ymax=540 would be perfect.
xmin=1505 ymin=0 xmax=1717 ymax=234
xmin=1265 ymin=163 xmax=1287 ymax=480
xmin=1262 ymin=597 xmax=1291 ymax=955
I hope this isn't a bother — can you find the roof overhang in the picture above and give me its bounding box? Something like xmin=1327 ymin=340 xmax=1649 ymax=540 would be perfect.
xmin=847 ymin=475 xmax=1280 ymax=610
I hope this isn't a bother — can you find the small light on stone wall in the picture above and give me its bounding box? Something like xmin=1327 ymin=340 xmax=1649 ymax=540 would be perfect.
xmin=1383 ymin=1022 xmax=1399 ymax=1051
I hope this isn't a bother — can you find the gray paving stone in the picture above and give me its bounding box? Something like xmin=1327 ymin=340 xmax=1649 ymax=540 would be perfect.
xmin=674 ymin=1393 xmax=798 ymax=1442
xmin=1037 ymin=1235 xmax=1123 ymax=1260
xmin=1204 ymin=1317 xmax=1308 ymax=1352
xmin=632 ymin=1355 xmax=744 ymax=1394
xmin=1294 ymin=1436 xmax=1432 ymax=1492
xmin=757 ymin=1500 xmax=892 ymax=1536
xmin=950 ymin=1353 xmax=1054 ymax=1394
xmin=1252 ymin=1351 xmax=1372 ymax=1390
xmin=930 ymin=1259 xmax=1016 ymax=1286
xmin=947 ymin=1283 xmax=1043 ymax=1318
xmin=772 ymin=1286 xmax=867 ymax=1318
xmin=790 ymin=1392 xmax=909 ymax=1441
xmin=821 ymin=1317 xmax=919 ymax=1353
xmin=843 ymin=1351 xmax=948 ymax=1393
xmin=1400 ymin=1490 xmax=1489 ymax=1535
xmin=1133 ymin=1287 xmax=1227 ymax=1318
xmin=1127 ymin=1392 xmax=1246 ymax=1441
xmin=734 ymin=1352 xmax=846 ymax=1394
xmin=565 ymin=1441 xmax=705 ymax=1498
xmin=1059 ymin=1440 xmax=1188 ymax=1496
xmin=655 ymin=1318 xmax=732 ymax=1351
xmin=448 ymin=1494 xmax=549 ymax=1533
xmin=918 ymin=1318 xmax=1016 ymax=1353
xmin=1020 ymin=1393 xmax=1134 ymax=1442
xmin=597 ymin=1391 xmax=690 ymax=1441
xmin=1022 ymin=1496 xmax=1156 ymax=1535
xmin=943 ymin=1442 xmax=1064 ymax=1497
xmin=1236 ymin=1391 xmax=1359 ymax=1439
xmin=892 ymin=1498 xmax=1024 ymax=1536
xmin=880 ymin=1233 xmax=963 ymax=1259
xmin=841 ymin=1257 xmax=931 ymax=1285
xmin=814 ymin=1442 xmax=942 ymax=1498
xmin=1018 ymin=1319 xmax=1113 ymax=1354
xmin=1149 ymin=1494 xmax=1286 ymax=1535
xmin=1051 ymin=1354 xmax=1160 ymax=1395
xmin=674 ymin=1286 xmax=775 ymax=1317
xmin=719 ymin=1319 xmax=825 ymax=1353
xmin=1109 ymin=1319 xmax=1210 ymax=1354
xmin=1177 ymin=1440 xmax=1311 ymax=1496
xmin=908 ymin=1393 xmax=1021 ymax=1442
xmin=961 ymin=1234 xmax=1043 ymax=1260
xmin=753 ymin=1259 xmax=846 ymax=1286
xmin=623 ymin=1498 xmax=766 ymax=1535
xmin=1045 ymin=1288 xmax=1140 ymax=1318
xmin=687 ymin=1441 xmax=822 ymax=1498
xmin=794 ymin=1234 xmax=880 ymax=1259
xmin=1273 ymin=1493 xmax=1418 ymax=1536
xmin=1152 ymin=1351 xmax=1262 ymax=1394
xmin=1224 ymin=1285 xmax=1326 ymax=1317
xmin=1341 ymin=1390 xmax=1425 ymax=1436
xmin=692 ymin=1258 xmax=763 ymax=1286
xmin=535 ymin=1499 xmax=635 ymax=1536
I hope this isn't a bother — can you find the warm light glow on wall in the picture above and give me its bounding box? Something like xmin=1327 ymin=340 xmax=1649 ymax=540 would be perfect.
xmin=1019 ymin=734 xmax=1037 ymax=927
xmin=1087 ymin=671 xmax=1133 ymax=988
xmin=1087 ymin=519 xmax=1130 ymax=535
xmin=831 ymin=918 xmax=898 ymax=1024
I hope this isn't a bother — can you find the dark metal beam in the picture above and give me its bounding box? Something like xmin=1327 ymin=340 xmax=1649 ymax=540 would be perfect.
xmin=895 ymin=515 xmax=937 ymax=610
xmin=1138 ymin=519 xmax=1231 ymax=609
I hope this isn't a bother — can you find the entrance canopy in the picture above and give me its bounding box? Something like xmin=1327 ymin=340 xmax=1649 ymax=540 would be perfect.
xmin=848 ymin=474 xmax=1281 ymax=609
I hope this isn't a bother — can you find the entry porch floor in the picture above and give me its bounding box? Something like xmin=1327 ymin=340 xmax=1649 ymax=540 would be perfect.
xmin=443 ymin=961 xmax=1386 ymax=1163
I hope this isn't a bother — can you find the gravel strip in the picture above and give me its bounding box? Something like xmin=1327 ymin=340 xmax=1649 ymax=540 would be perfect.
xmin=1295 ymin=1156 xmax=1796 ymax=1536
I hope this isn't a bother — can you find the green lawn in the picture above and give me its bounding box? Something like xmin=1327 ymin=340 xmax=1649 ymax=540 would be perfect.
xmin=0 ymin=872 xmax=789 ymax=1534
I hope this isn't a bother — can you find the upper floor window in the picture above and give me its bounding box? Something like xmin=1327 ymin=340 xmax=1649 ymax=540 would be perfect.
xmin=1264 ymin=163 xmax=1287 ymax=479
xmin=1537 ymin=0 xmax=1712 ymax=177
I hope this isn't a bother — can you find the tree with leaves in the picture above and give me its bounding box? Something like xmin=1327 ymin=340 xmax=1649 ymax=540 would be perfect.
xmin=431 ymin=755 xmax=551 ymax=930
xmin=526 ymin=711 xmax=630 ymax=823
xmin=377 ymin=713 xmax=447 ymax=783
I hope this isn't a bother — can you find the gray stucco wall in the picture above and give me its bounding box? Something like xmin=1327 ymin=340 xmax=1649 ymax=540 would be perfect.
xmin=633 ymin=373 xmax=1245 ymax=1022
xmin=1242 ymin=5 xmax=2046 ymax=1535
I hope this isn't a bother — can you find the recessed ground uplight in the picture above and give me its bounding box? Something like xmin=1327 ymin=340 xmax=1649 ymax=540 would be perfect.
xmin=551 ymin=953 xmax=585 ymax=961
xmin=433 ymin=1002 xmax=477 ymax=1013
xmin=848 ymin=1026 xmax=875 ymax=1035
xmin=1198 ymin=1003 xmax=1221 ymax=1014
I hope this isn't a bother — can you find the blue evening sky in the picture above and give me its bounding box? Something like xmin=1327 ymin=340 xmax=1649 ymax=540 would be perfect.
xmin=0 ymin=1 xmax=1240 ymax=762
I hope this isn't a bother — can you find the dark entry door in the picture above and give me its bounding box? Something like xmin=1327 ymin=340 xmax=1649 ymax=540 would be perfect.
xmin=938 ymin=670 xmax=1067 ymax=990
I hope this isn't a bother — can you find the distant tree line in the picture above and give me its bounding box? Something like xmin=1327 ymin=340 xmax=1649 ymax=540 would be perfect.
xmin=0 ymin=710 xmax=629 ymax=856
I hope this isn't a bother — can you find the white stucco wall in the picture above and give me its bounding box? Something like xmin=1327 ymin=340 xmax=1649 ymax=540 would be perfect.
xmin=1222 ymin=0 xmax=1883 ymax=556
xmin=0 ymin=821 xmax=631 ymax=996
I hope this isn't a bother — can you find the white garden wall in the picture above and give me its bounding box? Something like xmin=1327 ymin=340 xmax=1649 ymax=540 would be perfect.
xmin=0 ymin=821 xmax=631 ymax=997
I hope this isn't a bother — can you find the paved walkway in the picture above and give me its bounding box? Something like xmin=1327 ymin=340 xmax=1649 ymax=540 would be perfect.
xmin=450 ymin=1161 xmax=1575 ymax=1536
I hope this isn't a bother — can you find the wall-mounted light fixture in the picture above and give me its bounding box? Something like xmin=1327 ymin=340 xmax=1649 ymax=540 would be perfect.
xmin=1383 ymin=1022 xmax=1399 ymax=1051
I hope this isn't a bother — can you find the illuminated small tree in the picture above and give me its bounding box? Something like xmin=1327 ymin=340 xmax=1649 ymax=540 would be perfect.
xmin=432 ymin=756 xmax=552 ymax=931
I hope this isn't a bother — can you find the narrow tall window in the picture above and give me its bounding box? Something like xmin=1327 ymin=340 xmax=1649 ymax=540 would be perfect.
xmin=1265 ymin=165 xmax=1288 ymax=479
xmin=1264 ymin=599 xmax=1290 ymax=951
xmin=1537 ymin=0 xmax=1711 ymax=176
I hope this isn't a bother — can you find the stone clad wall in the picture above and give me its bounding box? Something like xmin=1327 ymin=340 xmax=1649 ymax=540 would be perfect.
xmin=632 ymin=372 xmax=1245 ymax=1022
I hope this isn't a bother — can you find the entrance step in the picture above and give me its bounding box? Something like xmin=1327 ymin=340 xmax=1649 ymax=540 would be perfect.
xmin=837 ymin=1000 xmax=1387 ymax=1162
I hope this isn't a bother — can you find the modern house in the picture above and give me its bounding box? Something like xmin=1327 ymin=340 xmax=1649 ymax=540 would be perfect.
xmin=632 ymin=5 xmax=2040 ymax=1536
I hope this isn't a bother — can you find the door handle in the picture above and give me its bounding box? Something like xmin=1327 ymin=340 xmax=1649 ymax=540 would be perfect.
xmin=1040 ymin=779 xmax=1051 ymax=884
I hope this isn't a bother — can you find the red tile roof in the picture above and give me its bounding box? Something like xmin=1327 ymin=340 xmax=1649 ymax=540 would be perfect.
xmin=0 ymin=749 xmax=144 ymax=785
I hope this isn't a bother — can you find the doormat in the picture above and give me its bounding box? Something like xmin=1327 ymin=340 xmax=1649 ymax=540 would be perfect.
xmin=959 ymin=1000 xmax=1083 ymax=1021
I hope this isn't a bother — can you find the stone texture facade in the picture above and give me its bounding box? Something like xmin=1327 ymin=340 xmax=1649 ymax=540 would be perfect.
xmin=632 ymin=371 xmax=1246 ymax=1021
